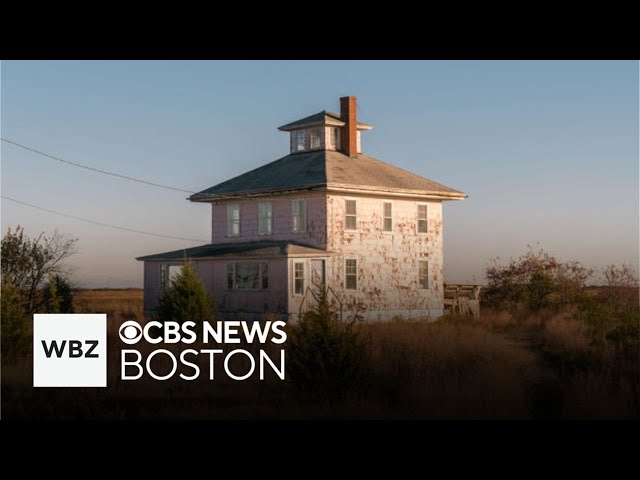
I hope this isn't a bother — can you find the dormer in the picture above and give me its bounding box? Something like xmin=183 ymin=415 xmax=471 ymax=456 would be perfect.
xmin=277 ymin=96 xmax=373 ymax=156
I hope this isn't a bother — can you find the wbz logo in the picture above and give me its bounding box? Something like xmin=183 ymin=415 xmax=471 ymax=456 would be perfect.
xmin=33 ymin=314 xmax=107 ymax=387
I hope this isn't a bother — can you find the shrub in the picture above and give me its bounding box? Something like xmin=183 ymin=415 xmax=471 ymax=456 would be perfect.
xmin=1 ymin=282 xmax=29 ymax=360
xmin=484 ymin=246 xmax=592 ymax=312
xmin=287 ymin=288 xmax=369 ymax=404
xmin=156 ymin=261 xmax=215 ymax=325
xmin=43 ymin=275 xmax=74 ymax=313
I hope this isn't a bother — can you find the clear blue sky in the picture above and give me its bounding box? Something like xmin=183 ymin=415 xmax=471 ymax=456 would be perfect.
xmin=1 ymin=61 xmax=638 ymax=287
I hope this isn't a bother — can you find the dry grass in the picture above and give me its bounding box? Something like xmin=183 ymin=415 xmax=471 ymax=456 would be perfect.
xmin=361 ymin=320 xmax=537 ymax=419
xmin=2 ymin=290 xmax=637 ymax=419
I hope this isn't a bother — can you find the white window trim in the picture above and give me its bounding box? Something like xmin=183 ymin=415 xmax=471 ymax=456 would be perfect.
xmin=226 ymin=261 xmax=269 ymax=291
xmin=383 ymin=201 xmax=393 ymax=233
xmin=294 ymin=130 xmax=306 ymax=152
xmin=161 ymin=263 xmax=185 ymax=290
xmin=309 ymin=128 xmax=322 ymax=150
xmin=258 ymin=202 xmax=273 ymax=236
xmin=418 ymin=260 xmax=429 ymax=290
xmin=292 ymin=259 xmax=306 ymax=296
xmin=334 ymin=127 xmax=341 ymax=151
xmin=417 ymin=203 xmax=429 ymax=235
xmin=345 ymin=198 xmax=358 ymax=232
xmin=227 ymin=203 xmax=240 ymax=237
xmin=292 ymin=199 xmax=307 ymax=233
xmin=344 ymin=257 xmax=358 ymax=291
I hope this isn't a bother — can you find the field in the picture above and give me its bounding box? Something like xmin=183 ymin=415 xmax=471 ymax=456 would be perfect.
xmin=2 ymin=289 xmax=638 ymax=419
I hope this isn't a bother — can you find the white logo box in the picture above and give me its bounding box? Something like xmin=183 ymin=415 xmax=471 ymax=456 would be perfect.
xmin=33 ymin=314 xmax=107 ymax=387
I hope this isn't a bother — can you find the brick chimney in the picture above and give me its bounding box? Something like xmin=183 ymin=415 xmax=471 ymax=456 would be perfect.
xmin=340 ymin=96 xmax=357 ymax=157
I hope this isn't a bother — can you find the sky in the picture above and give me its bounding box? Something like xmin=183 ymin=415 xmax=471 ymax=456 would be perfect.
xmin=1 ymin=60 xmax=638 ymax=287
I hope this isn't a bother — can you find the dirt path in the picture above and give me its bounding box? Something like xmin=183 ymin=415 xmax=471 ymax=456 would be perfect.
xmin=503 ymin=329 xmax=565 ymax=419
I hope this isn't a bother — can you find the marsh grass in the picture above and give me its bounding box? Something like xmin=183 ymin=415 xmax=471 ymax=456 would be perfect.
xmin=2 ymin=290 xmax=637 ymax=419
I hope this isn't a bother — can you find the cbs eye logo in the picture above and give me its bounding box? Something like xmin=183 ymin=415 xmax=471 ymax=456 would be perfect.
xmin=119 ymin=321 xmax=143 ymax=345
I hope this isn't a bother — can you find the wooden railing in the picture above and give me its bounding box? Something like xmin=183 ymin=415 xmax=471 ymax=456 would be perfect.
xmin=298 ymin=284 xmax=343 ymax=319
xmin=444 ymin=284 xmax=483 ymax=317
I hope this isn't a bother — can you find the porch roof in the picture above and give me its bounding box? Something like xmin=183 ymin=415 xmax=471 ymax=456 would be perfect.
xmin=136 ymin=240 xmax=330 ymax=261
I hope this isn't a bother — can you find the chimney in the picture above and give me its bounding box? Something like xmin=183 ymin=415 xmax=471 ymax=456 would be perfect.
xmin=340 ymin=96 xmax=357 ymax=157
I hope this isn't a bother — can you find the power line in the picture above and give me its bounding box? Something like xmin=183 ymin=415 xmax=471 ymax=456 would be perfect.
xmin=1 ymin=138 xmax=196 ymax=194
xmin=2 ymin=195 xmax=209 ymax=243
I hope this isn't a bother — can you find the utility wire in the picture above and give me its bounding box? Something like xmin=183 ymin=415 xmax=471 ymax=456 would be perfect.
xmin=1 ymin=138 xmax=196 ymax=194
xmin=2 ymin=195 xmax=209 ymax=243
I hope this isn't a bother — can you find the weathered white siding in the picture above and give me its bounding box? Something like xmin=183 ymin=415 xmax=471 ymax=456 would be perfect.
xmin=325 ymin=194 xmax=444 ymax=320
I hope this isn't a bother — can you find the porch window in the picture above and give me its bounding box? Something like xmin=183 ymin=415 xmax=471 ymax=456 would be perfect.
xmin=226 ymin=262 xmax=269 ymax=290
xmin=293 ymin=260 xmax=305 ymax=295
xmin=161 ymin=264 xmax=182 ymax=290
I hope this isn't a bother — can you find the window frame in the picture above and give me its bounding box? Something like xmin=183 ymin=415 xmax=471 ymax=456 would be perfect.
xmin=294 ymin=130 xmax=306 ymax=152
xmin=292 ymin=199 xmax=307 ymax=233
xmin=309 ymin=128 xmax=322 ymax=150
xmin=333 ymin=127 xmax=341 ymax=151
xmin=417 ymin=203 xmax=428 ymax=234
xmin=293 ymin=259 xmax=305 ymax=296
xmin=345 ymin=258 xmax=358 ymax=291
xmin=226 ymin=261 xmax=269 ymax=291
xmin=258 ymin=202 xmax=273 ymax=236
xmin=418 ymin=260 xmax=429 ymax=290
xmin=161 ymin=263 xmax=185 ymax=290
xmin=227 ymin=203 xmax=240 ymax=237
xmin=345 ymin=199 xmax=357 ymax=231
xmin=383 ymin=201 xmax=393 ymax=233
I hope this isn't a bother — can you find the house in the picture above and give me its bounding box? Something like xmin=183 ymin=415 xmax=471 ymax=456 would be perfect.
xmin=137 ymin=96 xmax=466 ymax=321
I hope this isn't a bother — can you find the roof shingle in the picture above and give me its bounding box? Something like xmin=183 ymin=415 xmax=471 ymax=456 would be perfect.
xmin=278 ymin=110 xmax=372 ymax=131
xmin=190 ymin=150 xmax=465 ymax=200
xmin=136 ymin=241 xmax=329 ymax=261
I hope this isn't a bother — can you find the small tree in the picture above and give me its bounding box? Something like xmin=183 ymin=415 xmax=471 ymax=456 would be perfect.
xmin=1 ymin=282 xmax=29 ymax=360
xmin=1 ymin=225 xmax=77 ymax=313
xmin=43 ymin=274 xmax=74 ymax=313
xmin=287 ymin=287 xmax=369 ymax=404
xmin=156 ymin=261 xmax=215 ymax=325
xmin=43 ymin=275 xmax=61 ymax=313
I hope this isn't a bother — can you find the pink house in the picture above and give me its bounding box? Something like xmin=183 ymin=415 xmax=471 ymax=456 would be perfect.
xmin=137 ymin=96 xmax=465 ymax=321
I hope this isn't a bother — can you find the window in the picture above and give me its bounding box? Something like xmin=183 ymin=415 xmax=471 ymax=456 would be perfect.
xmin=162 ymin=264 xmax=183 ymax=290
xmin=226 ymin=264 xmax=233 ymax=290
xmin=293 ymin=260 xmax=305 ymax=295
xmin=258 ymin=202 xmax=272 ymax=235
xmin=345 ymin=258 xmax=358 ymax=290
xmin=227 ymin=203 xmax=240 ymax=236
xmin=333 ymin=128 xmax=341 ymax=151
xmin=419 ymin=260 xmax=429 ymax=289
xmin=261 ymin=262 xmax=269 ymax=289
xmin=292 ymin=199 xmax=306 ymax=232
xmin=160 ymin=264 xmax=167 ymax=289
xmin=345 ymin=199 xmax=357 ymax=230
xmin=226 ymin=262 xmax=269 ymax=290
xmin=383 ymin=202 xmax=393 ymax=232
xmin=309 ymin=128 xmax=321 ymax=149
xmin=295 ymin=130 xmax=306 ymax=152
xmin=417 ymin=204 xmax=428 ymax=233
